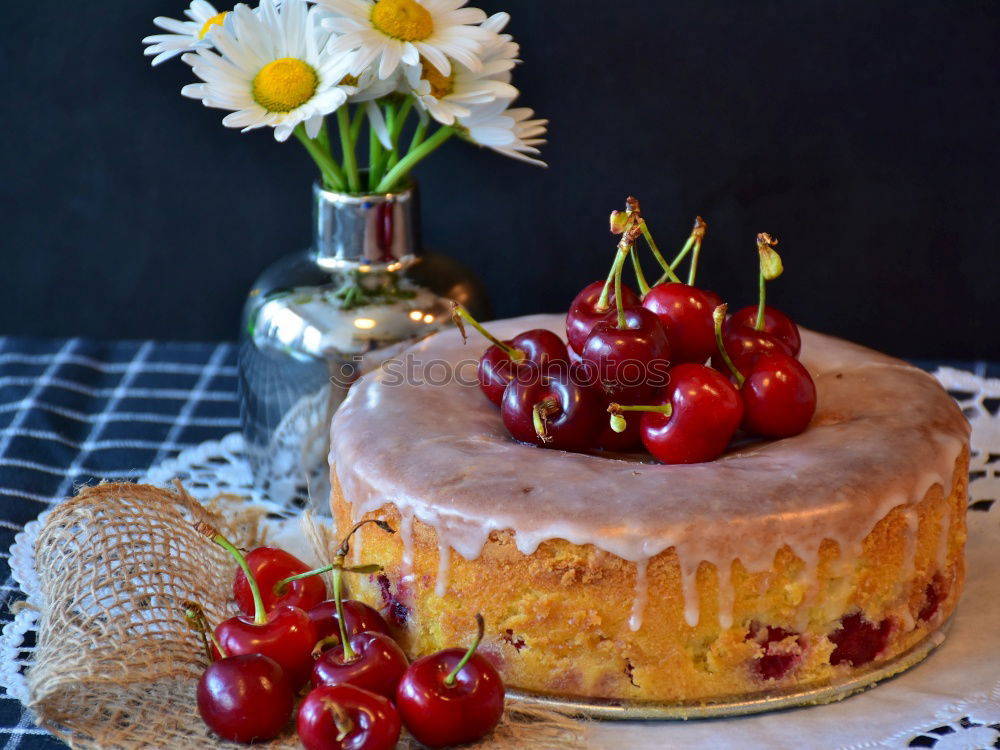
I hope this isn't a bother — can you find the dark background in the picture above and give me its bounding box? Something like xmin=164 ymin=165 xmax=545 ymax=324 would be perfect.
xmin=3 ymin=1 xmax=998 ymax=359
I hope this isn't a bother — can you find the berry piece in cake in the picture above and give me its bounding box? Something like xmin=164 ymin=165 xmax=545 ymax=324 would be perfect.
xmin=918 ymin=573 xmax=948 ymax=622
xmin=829 ymin=612 xmax=892 ymax=667
xmin=375 ymin=573 xmax=409 ymax=628
xmin=746 ymin=623 xmax=804 ymax=681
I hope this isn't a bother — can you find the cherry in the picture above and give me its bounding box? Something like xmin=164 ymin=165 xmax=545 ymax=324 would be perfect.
xmin=452 ymin=303 xmax=568 ymax=406
xmin=712 ymin=323 xmax=793 ymax=374
xmin=712 ymin=306 xmax=816 ymax=438
xmin=642 ymin=283 xmax=722 ymax=364
xmin=566 ymin=280 xmax=640 ymax=356
xmin=312 ymin=631 xmax=408 ymax=700
xmin=197 ymin=653 xmax=293 ymax=744
xmin=195 ymin=522 xmax=318 ymax=690
xmin=829 ymin=612 xmax=892 ymax=667
xmin=739 ymin=353 xmax=817 ymax=438
xmin=396 ymin=614 xmax=505 ymax=748
xmin=581 ymin=307 xmax=672 ymax=403
xmin=746 ymin=623 xmax=804 ymax=681
xmin=500 ymin=365 xmax=603 ymax=451
xmin=297 ymin=684 xmax=401 ymax=750
xmin=309 ymin=599 xmax=390 ymax=642
xmin=233 ymin=546 xmax=326 ymax=616
xmin=593 ymin=397 xmax=644 ymax=452
xmin=610 ymin=363 xmax=743 ymax=464
xmin=728 ymin=305 xmax=801 ymax=357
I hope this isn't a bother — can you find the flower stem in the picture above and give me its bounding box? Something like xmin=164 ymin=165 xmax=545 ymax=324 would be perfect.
xmin=407 ymin=115 xmax=429 ymax=156
xmin=385 ymin=97 xmax=414 ymax=173
xmin=376 ymin=125 xmax=454 ymax=193
xmin=368 ymin=114 xmax=383 ymax=191
xmin=350 ymin=104 xmax=365 ymax=147
xmin=294 ymin=124 xmax=346 ymax=191
xmin=337 ymin=107 xmax=361 ymax=193
xmin=444 ymin=614 xmax=486 ymax=686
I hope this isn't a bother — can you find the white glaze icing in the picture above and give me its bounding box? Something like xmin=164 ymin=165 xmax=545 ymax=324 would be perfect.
xmin=330 ymin=314 xmax=969 ymax=630
xmin=629 ymin=558 xmax=648 ymax=631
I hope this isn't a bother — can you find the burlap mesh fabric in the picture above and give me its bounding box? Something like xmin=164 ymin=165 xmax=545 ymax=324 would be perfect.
xmin=24 ymin=482 xmax=588 ymax=749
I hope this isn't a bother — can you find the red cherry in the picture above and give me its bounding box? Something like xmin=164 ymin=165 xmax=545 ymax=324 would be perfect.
xmin=623 ymin=363 xmax=742 ymax=464
xmin=309 ymin=599 xmax=390 ymax=642
xmin=712 ymin=324 xmax=793 ymax=375
xmin=729 ymin=305 xmax=801 ymax=356
xmin=746 ymin=624 xmax=804 ymax=681
xmin=312 ymin=631 xmax=409 ymax=700
xmin=829 ymin=613 xmax=892 ymax=667
xmin=566 ymin=280 xmax=640 ymax=355
xmin=197 ymin=653 xmax=293 ymax=744
xmin=297 ymin=684 xmax=400 ymax=750
xmin=395 ymin=615 xmax=504 ymax=748
xmin=740 ymin=353 xmax=817 ymax=438
xmin=214 ymin=605 xmax=318 ymax=689
xmin=580 ymin=307 xmax=672 ymax=403
xmin=642 ymin=283 xmax=722 ymax=364
xmin=500 ymin=366 xmax=603 ymax=451
xmin=234 ymin=547 xmax=326 ymax=616
xmin=593 ymin=398 xmax=644 ymax=452
xmin=477 ymin=329 xmax=568 ymax=406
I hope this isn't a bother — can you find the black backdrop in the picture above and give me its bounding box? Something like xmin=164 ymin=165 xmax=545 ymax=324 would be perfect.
xmin=3 ymin=1 xmax=998 ymax=359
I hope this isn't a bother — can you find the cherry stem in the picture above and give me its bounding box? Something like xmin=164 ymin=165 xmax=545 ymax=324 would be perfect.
xmin=311 ymin=635 xmax=341 ymax=659
xmin=333 ymin=566 xmax=355 ymax=662
xmin=195 ymin=522 xmax=267 ymax=626
xmin=756 ymin=269 xmax=766 ymax=331
xmin=184 ymin=602 xmax=224 ymax=660
xmin=687 ymin=239 xmax=703 ymax=286
xmin=640 ymin=220 xmax=682 ymax=284
xmin=607 ymin=402 xmax=673 ymax=417
xmin=451 ymin=302 xmax=525 ymax=362
xmin=532 ymin=397 xmax=559 ymax=443
xmin=754 ymin=232 xmax=782 ymax=330
xmin=335 ymin=518 xmax=395 ymax=560
xmin=654 ymin=217 xmax=706 ymax=286
xmin=629 ymin=243 xmax=651 ymax=296
xmin=713 ymin=304 xmax=745 ymax=386
xmin=596 ymin=246 xmax=627 ymax=312
xmin=444 ymin=613 xmax=485 ymax=687
xmin=321 ymin=697 xmax=355 ymax=742
xmin=275 ymin=563 xmax=381 ymax=594
xmin=614 ymin=243 xmax=628 ymax=329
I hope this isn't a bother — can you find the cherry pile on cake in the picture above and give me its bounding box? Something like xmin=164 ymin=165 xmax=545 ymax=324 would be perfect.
xmin=453 ymin=197 xmax=815 ymax=461
xmin=189 ymin=521 xmax=503 ymax=748
xmin=328 ymin=198 xmax=971 ymax=707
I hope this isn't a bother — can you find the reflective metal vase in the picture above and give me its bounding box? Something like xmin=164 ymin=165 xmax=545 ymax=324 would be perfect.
xmin=238 ymin=180 xmax=489 ymax=510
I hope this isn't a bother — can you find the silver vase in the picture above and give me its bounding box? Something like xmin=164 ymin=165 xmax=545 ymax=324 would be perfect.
xmin=238 ymin=180 xmax=490 ymax=512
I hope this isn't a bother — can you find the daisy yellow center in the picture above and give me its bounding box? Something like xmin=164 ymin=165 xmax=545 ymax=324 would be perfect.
xmin=339 ymin=74 xmax=360 ymax=86
xmin=252 ymin=58 xmax=318 ymax=113
xmin=370 ymin=0 xmax=433 ymax=42
xmin=420 ymin=58 xmax=454 ymax=98
xmin=198 ymin=12 xmax=228 ymax=39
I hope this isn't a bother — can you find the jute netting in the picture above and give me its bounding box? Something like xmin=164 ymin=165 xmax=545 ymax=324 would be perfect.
xmin=23 ymin=482 xmax=588 ymax=749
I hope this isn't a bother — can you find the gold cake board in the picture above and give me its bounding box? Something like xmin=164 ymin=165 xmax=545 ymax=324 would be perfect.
xmin=506 ymin=620 xmax=950 ymax=721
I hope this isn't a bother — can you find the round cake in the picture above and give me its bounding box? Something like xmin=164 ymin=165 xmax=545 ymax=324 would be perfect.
xmin=328 ymin=314 xmax=969 ymax=705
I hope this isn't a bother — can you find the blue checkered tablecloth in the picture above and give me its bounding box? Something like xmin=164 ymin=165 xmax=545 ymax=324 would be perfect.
xmin=0 ymin=337 xmax=240 ymax=749
xmin=0 ymin=336 xmax=996 ymax=749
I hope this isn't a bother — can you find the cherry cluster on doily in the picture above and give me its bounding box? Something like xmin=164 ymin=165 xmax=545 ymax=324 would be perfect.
xmin=454 ymin=196 xmax=818 ymax=464
xmin=188 ymin=521 xmax=503 ymax=748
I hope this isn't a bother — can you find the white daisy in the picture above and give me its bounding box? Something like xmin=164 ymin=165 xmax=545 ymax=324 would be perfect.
xmin=318 ymin=0 xmax=494 ymax=81
xmin=181 ymin=0 xmax=355 ymax=142
xmin=457 ymin=98 xmax=547 ymax=167
xmin=142 ymin=0 xmax=229 ymax=66
xmin=403 ymin=53 xmax=517 ymax=125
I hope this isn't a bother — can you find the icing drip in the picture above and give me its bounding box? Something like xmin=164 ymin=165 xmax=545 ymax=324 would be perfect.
xmin=682 ymin=566 xmax=700 ymax=628
xmin=435 ymin=542 xmax=450 ymax=598
xmin=629 ymin=558 xmax=648 ymax=631
xmin=331 ymin=314 xmax=970 ymax=628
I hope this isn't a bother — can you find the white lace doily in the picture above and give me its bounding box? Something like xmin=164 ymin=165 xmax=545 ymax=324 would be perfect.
xmin=3 ymin=367 xmax=999 ymax=749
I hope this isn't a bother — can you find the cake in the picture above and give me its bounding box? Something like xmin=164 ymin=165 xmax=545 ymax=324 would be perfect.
xmin=328 ymin=313 xmax=969 ymax=705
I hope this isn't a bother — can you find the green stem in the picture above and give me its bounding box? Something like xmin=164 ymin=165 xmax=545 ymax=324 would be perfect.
xmin=208 ymin=530 xmax=267 ymax=625
xmin=337 ymin=107 xmax=361 ymax=193
xmin=294 ymin=125 xmax=346 ymax=191
xmin=444 ymin=614 xmax=485 ymax=686
xmin=608 ymin=402 xmax=674 ymax=417
xmin=376 ymin=126 xmax=454 ymax=193
xmin=368 ymin=116 xmax=383 ymax=191
xmin=332 ymin=565 xmax=355 ymax=661
xmin=451 ymin=302 xmax=525 ymax=361
xmin=687 ymin=239 xmax=703 ymax=286
xmin=755 ymin=271 xmax=766 ymax=331
xmin=630 ymin=243 xmax=651 ymax=296
xmin=275 ymin=563 xmax=381 ymax=593
xmin=713 ymin=304 xmax=745 ymax=386
xmin=406 ymin=115 xmax=429 ymax=156
xmin=386 ymin=97 xmax=414 ymax=172
xmin=641 ymin=220 xmax=682 ymax=284
xmin=350 ymin=104 xmax=365 ymax=147
xmin=615 ymin=245 xmax=627 ymax=329
xmin=595 ymin=252 xmax=620 ymax=313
